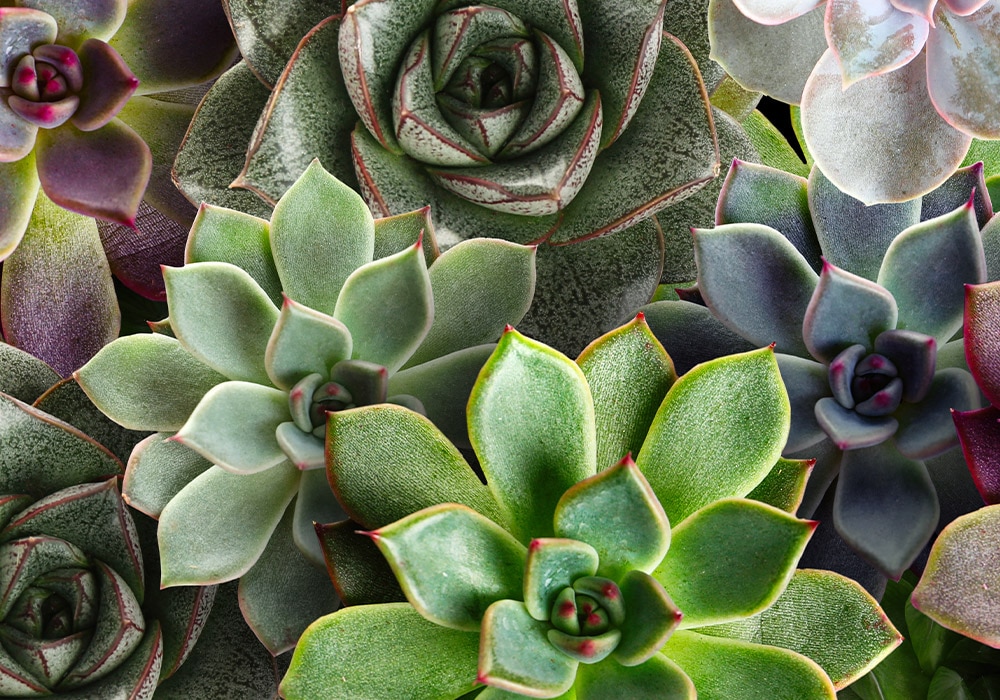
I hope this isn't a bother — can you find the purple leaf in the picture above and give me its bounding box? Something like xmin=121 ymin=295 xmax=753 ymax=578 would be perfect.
xmin=72 ymin=39 xmax=139 ymax=132
xmin=953 ymin=406 xmax=1000 ymax=505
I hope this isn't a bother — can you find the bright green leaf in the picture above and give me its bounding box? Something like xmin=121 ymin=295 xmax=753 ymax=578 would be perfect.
xmin=523 ymin=538 xmax=599 ymax=622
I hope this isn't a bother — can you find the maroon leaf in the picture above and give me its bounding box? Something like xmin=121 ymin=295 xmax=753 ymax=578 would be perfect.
xmin=953 ymin=406 xmax=1000 ymax=505
xmin=72 ymin=39 xmax=139 ymax=132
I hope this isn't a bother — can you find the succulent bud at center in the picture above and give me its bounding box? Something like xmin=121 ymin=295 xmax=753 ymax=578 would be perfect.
xmin=8 ymin=45 xmax=83 ymax=128
xmin=545 ymin=576 xmax=624 ymax=664
xmin=829 ymin=345 xmax=904 ymax=417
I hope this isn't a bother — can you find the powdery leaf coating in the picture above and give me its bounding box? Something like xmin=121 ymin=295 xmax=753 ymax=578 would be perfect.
xmin=912 ymin=505 xmax=1000 ymax=648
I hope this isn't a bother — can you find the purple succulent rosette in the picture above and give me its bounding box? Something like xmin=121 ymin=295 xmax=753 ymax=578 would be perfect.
xmin=641 ymin=159 xmax=999 ymax=584
xmin=0 ymin=0 xmax=237 ymax=378
xmin=172 ymin=0 xmax=724 ymax=354
xmin=708 ymin=0 xmax=1000 ymax=204
xmin=0 ymin=342 xmax=282 ymax=698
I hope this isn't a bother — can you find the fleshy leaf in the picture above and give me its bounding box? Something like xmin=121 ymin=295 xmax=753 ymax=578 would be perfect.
xmin=164 ymin=262 xmax=279 ymax=385
xmin=469 ymin=329 xmax=596 ymax=542
xmin=664 ymin=630 xmax=836 ymax=699
xmin=814 ymin=398 xmax=898 ymax=451
xmin=175 ymin=381 xmax=290 ymax=474
xmin=35 ymin=119 xmax=150 ymax=226
xmin=158 ymin=461 xmax=299 ymax=586
xmin=925 ymin=3 xmax=1000 ymax=140
xmin=0 ymin=154 xmax=39 ymax=260
xmin=698 ymin=569 xmax=902 ymax=689
xmin=238 ymin=504 xmax=338 ymax=655
xmin=373 ymin=206 xmax=439 ymax=264
xmin=893 ymin=368 xmax=980 ymax=460
xmin=576 ymin=654 xmax=695 ymax=699
xmin=280 ymin=604 xmax=480 ymax=700
xmin=238 ymin=16 xmax=359 ymax=202
xmin=953 ymin=406 xmax=1000 ymax=505
xmin=372 ymin=504 xmax=526 ymax=631
xmin=1 ymin=192 xmax=118 ymax=377
xmin=800 ymin=50 xmax=971 ymax=205
xmin=553 ymin=456 xmax=670 ymax=581
xmin=0 ymin=9 xmax=57 ymax=87
xmin=694 ymin=224 xmax=818 ymax=356
xmin=614 ymin=570 xmax=683 ymax=667
xmin=108 ymin=0 xmax=237 ymax=94
xmin=522 ymin=538 xmax=599 ymax=622
xmin=803 ymin=262 xmax=898 ymax=363
xmin=123 ymin=432 xmax=211 ymax=518
xmin=826 ymin=0 xmax=929 ymax=86
xmin=708 ymin=0 xmax=826 ymax=104
xmin=76 ymin=334 xmax=226 ymax=431
xmin=327 ymin=404 xmax=503 ymax=529
xmin=269 ymin=160 xmax=375 ymax=316
xmin=747 ymin=457 xmax=814 ymax=513
xmin=964 ymin=281 xmax=1000 ymax=404
xmin=317 ymin=519 xmax=405 ymax=606
xmin=72 ymin=39 xmax=139 ymax=132
xmin=654 ymin=499 xmax=814 ymax=628
xmin=877 ymin=199 xmax=985 ymax=342
xmin=184 ymin=204 xmax=282 ymax=305
xmin=266 ymin=297 xmax=353 ymax=390
xmin=833 ymin=442 xmax=939 ymax=578
xmin=0 ymin=342 xmax=58 ymax=404
xmin=641 ymin=299 xmax=757 ymax=377
xmin=775 ymin=354 xmax=830 ymax=453
xmin=911 ymin=505 xmax=1000 ymax=648
xmin=636 ymin=347 xmax=789 ymax=525
xmin=334 ymin=238 xmax=432 ymax=374
xmin=407 ymin=240 xmax=536 ymax=367
xmin=576 ymin=314 xmax=676 ymax=472
xmin=479 ymin=599 xmax=578 ymax=697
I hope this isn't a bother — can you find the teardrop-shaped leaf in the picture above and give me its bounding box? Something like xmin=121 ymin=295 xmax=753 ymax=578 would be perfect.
xmin=280 ymin=604 xmax=480 ymax=700
xmin=373 ymin=206 xmax=439 ymax=264
xmin=0 ymin=342 xmax=58 ymax=404
xmin=577 ymin=314 xmax=676 ymax=472
xmin=164 ymin=262 xmax=278 ymax=385
xmin=479 ymin=599 xmax=578 ymax=697
xmin=803 ymin=262 xmax=898 ymax=363
xmin=334 ymin=239 xmax=432 ymax=373
xmin=316 ymin=519 xmax=405 ymax=606
xmin=184 ymin=204 xmax=282 ymax=305
xmin=664 ymin=630 xmax=836 ymax=699
xmin=266 ymin=297 xmax=353 ymax=390
xmin=614 ymin=570 xmax=684 ymax=667
xmin=747 ymin=457 xmax=814 ymax=513
xmin=123 ymin=432 xmax=211 ymax=518
xmin=698 ymin=569 xmax=902 ymax=688
xmin=158 ymin=461 xmax=299 ymax=586
xmin=175 ymin=381 xmax=290 ymax=474
xmin=654 ymin=499 xmax=814 ymax=628
xmin=270 ymin=160 xmax=375 ymax=316
xmin=238 ymin=503 xmax=338 ymax=655
xmin=911 ymin=505 xmax=1000 ymax=647
xmin=694 ymin=224 xmax=818 ymax=356
xmin=877 ymin=200 xmax=985 ymax=342
xmin=76 ymin=334 xmax=226 ymax=432
xmin=893 ymin=368 xmax=980 ymax=460
xmin=0 ymin=153 xmax=39 ymax=261
xmin=327 ymin=404 xmax=502 ymax=529
xmin=636 ymin=347 xmax=789 ymax=524
xmin=577 ymin=653 xmax=695 ymax=699
xmin=963 ymin=281 xmax=1000 ymax=405
xmin=522 ymin=538 xmax=599 ymax=622
xmin=408 ymin=239 xmax=536 ymax=367
xmin=554 ymin=456 xmax=670 ymax=580
xmin=953 ymin=406 xmax=1000 ymax=505
xmin=372 ymin=504 xmax=526 ymax=631
xmin=833 ymin=442 xmax=939 ymax=578
xmin=469 ymin=329 xmax=596 ymax=543
xmin=1 ymin=192 xmax=119 ymax=378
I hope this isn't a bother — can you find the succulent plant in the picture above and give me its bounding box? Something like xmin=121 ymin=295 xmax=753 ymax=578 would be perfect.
xmin=281 ymin=317 xmax=901 ymax=698
xmin=641 ymin=159 xmax=997 ymax=583
xmin=72 ymin=160 xmax=537 ymax=654
xmin=0 ymin=342 xmax=282 ymax=697
xmin=841 ymin=572 xmax=1000 ymax=699
xmin=171 ymin=0 xmax=728 ymax=354
xmin=708 ymin=0 xmax=1000 ymax=205
xmin=0 ymin=0 xmax=237 ymax=378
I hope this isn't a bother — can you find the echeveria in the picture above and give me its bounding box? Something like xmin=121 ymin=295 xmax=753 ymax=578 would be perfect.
xmin=643 ymin=160 xmax=993 ymax=582
xmin=841 ymin=572 xmax=1000 ymax=699
xmin=282 ymin=318 xmax=900 ymax=698
xmin=709 ymin=0 xmax=1000 ymax=204
xmin=172 ymin=0 xmax=724 ymax=354
xmin=74 ymin=161 xmax=537 ymax=654
xmin=0 ymin=0 xmax=237 ymax=377
xmin=0 ymin=342 xmax=281 ymax=698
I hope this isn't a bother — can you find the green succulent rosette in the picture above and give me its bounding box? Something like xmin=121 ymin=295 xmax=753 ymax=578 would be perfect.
xmin=73 ymin=161 xmax=538 ymax=655
xmin=170 ymin=0 xmax=744 ymax=355
xmin=282 ymin=317 xmax=901 ymax=699
xmin=0 ymin=343 xmax=281 ymax=698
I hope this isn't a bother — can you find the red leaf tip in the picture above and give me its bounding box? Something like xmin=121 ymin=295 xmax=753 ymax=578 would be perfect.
xmin=966 ymin=189 xmax=977 ymax=209
xmin=634 ymin=311 xmax=645 ymax=322
xmin=357 ymin=529 xmax=380 ymax=541
xmin=413 ymin=229 xmax=424 ymax=249
xmin=503 ymin=324 xmax=515 ymax=334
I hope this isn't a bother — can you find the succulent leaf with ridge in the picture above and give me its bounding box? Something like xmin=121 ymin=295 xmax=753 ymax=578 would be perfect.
xmin=172 ymin=0 xmax=727 ymax=355
xmin=0 ymin=0 xmax=239 ymax=377
xmin=281 ymin=316 xmax=901 ymax=699
xmin=0 ymin=342 xmax=281 ymax=697
xmin=73 ymin=160 xmax=537 ymax=654
xmin=708 ymin=0 xmax=1000 ymax=204
xmin=642 ymin=159 xmax=996 ymax=583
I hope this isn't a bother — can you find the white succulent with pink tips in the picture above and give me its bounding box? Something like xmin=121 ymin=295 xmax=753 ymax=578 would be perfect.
xmin=709 ymin=0 xmax=1000 ymax=204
